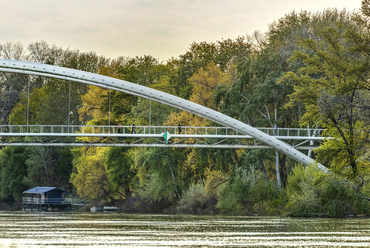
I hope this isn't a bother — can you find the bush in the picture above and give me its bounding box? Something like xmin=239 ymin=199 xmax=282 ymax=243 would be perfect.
xmin=285 ymin=164 xmax=324 ymax=216
xmin=176 ymin=183 xmax=215 ymax=214
xmin=217 ymin=166 xmax=285 ymax=215
xmin=286 ymin=164 xmax=370 ymax=217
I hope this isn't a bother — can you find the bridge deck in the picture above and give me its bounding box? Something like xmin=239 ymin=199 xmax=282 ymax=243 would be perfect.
xmin=0 ymin=125 xmax=326 ymax=150
xmin=0 ymin=125 xmax=324 ymax=137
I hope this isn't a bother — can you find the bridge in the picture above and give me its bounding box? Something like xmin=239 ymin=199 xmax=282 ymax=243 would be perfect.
xmin=0 ymin=59 xmax=329 ymax=173
xmin=0 ymin=124 xmax=325 ymax=149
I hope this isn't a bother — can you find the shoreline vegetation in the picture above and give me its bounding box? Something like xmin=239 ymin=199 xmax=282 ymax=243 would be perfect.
xmin=1 ymin=3 xmax=370 ymax=218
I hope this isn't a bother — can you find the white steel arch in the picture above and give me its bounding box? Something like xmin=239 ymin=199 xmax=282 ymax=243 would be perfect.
xmin=0 ymin=59 xmax=328 ymax=173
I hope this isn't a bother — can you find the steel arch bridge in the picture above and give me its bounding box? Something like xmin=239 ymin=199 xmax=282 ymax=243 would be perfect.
xmin=0 ymin=59 xmax=329 ymax=173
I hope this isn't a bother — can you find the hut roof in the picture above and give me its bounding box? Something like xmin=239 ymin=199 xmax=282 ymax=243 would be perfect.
xmin=23 ymin=187 xmax=64 ymax=194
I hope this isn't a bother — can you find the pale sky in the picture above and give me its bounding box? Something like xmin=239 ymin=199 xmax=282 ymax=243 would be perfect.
xmin=0 ymin=0 xmax=361 ymax=61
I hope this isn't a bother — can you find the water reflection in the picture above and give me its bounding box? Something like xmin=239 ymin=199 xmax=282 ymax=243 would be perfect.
xmin=0 ymin=211 xmax=369 ymax=247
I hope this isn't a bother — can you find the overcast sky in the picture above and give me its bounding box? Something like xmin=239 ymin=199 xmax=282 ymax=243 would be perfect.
xmin=0 ymin=0 xmax=361 ymax=61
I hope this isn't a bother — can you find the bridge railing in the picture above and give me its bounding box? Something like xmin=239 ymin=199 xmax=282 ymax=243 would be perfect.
xmin=22 ymin=197 xmax=72 ymax=205
xmin=0 ymin=125 xmax=236 ymax=135
xmin=0 ymin=125 xmax=325 ymax=137
xmin=257 ymin=127 xmax=324 ymax=137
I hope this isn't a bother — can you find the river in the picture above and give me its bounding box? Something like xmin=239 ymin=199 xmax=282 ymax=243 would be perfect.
xmin=0 ymin=211 xmax=370 ymax=247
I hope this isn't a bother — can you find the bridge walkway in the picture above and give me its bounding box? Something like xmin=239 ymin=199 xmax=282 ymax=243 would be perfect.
xmin=0 ymin=125 xmax=326 ymax=150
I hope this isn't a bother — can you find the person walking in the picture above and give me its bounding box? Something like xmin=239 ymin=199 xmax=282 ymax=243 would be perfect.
xmin=274 ymin=123 xmax=278 ymax=136
xmin=131 ymin=123 xmax=136 ymax=134
xmin=178 ymin=122 xmax=182 ymax=134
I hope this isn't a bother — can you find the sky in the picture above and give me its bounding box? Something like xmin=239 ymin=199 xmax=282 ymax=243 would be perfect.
xmin=0 ymin=0 xmax=362 ymax=61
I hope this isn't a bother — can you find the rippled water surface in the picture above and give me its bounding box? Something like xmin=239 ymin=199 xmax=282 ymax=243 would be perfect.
xmin=0 ymin=211 xmax=370 ymax=247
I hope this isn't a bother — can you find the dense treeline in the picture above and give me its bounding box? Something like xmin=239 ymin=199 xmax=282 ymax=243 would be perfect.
xmin=1 ymin=3 xmax=370 ymax=216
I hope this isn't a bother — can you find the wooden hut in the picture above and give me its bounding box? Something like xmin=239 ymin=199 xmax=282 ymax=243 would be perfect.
xmin=22 ymin=187 xmax=71 ymax=211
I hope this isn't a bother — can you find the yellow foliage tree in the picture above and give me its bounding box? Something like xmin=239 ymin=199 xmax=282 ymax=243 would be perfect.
xmin=165 ymin=62 xmax=233 ymax=128
xmin=70 ymin=147 xmax=110 ymax=200
xmin=189 ymin=61 xmax=232 ymax=109
xmin=78 ymin=86 xmax=108 ymax=123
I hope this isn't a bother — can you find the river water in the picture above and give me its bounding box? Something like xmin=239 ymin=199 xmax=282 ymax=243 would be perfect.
xmin=0 ymin=211 xmax=370 ymax=247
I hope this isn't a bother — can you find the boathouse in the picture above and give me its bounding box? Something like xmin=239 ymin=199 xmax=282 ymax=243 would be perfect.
xmin=22 ymin=187 xmax=71 ymax=211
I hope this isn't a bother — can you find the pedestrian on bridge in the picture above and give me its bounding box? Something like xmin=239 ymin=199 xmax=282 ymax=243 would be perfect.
xmin=178 ymin=122 xmax=182 ymax=134
xmin=274 ymin=123 xmax=278 ymax=136
xmin=131 ymin=123 xmax=136 ymax=134
xmin=117 ymin=124 xmax=121 ymax=134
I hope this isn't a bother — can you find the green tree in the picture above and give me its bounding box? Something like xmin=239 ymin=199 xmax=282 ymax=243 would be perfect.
xmin=130 ymin=74 xmax=176 ymax=126
xmin=136 ymin=148 xmax=190 ymax=202
xmin=171 ymin=38 xmax=250 ymax=99
xmin=104 ymin=147 xmax=136 ymax=200
xmin=23 ymin=146 xmax=73 ymax=191
xmin=0 ymin=65 xmax=29 ymax=125
xmin=281 ymin=11 xmax=370 ymax=179
xmin=214 ymin=40 xmax=298 ymax=186
xmin=118 ymin=55 xmax=167 ymax=86
xmin=0 ymin=146 xmax=29 ymax=201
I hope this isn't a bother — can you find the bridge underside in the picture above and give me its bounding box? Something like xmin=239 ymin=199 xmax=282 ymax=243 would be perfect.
xmin=0 ymin=137 xmax=320 ymax=150
xmin=0 ymin=143 xmax=320 ymax=149
xmin=0 ymin=133 xmax=322 ymax=150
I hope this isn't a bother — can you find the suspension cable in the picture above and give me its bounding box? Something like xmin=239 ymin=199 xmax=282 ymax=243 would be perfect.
xmin=108 ymin=88 xmax=111 ymax=133
xmin=27 ymin=74 xmax=30 ymax=133
xmin=68 ymin=80 xmax=71 ymax=131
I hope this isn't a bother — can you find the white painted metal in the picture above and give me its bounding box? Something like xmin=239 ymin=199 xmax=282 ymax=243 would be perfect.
xmin=0 ymin=125 xmax=325 ymax=140
xmin=0 ymin=59 xmax=329 ymax=172
xmin=0 ymin=142 xmax=319 ymax=150
xmin=0 ymin=132 xmax=325 ymax=140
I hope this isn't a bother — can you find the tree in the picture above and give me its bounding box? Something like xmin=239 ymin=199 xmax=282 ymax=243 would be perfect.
xmin=0 ymin=42 xmax=25 ymax=60
xmin=70 ymin=147 xmax=111 ymax=201
xmin=281 ymin=10 xmax=370 ymax=179
xmin=0 ymin=42 xmax=30 ymax=124
xmin=362 ymin=0 xmax=370 ymax=17
xmin=170 ymin=38 xmax=250 ymax=99
xmin=23 ymin=146 xmax=73 ymax=191
xmin=189 ymin=61 xmax=233 ymax=109
xmin=0 ymin=146 xmax=29 ymax=201
xmin=104 ymin=147 xmax=136 ymax=200
xmin=135 ymin=148 xmax=190 ymax=202
xmin=27 ymin=41 xmax=65 ymax=65
xmin=214 ymin=36 xmax=299 ymax=186
xmin=118 ymin=55 xmax=167 ymax=86
xmin=130 ymin=74 xmax=176 ymax=126
xmin=0 ymin=73 xmax=29 ymax=125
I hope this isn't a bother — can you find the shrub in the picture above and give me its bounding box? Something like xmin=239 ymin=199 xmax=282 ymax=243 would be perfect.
xmin=176 ymin=183 xmax=212 ymax=214
xmin=285 ymin=164 xmax=325 ymax=216
xmin=217 ymin=166 xmax=285 ymax=215
xmin=286 ymin=164 xmax=370 ymax=217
